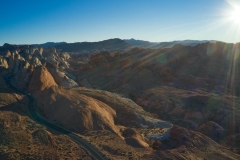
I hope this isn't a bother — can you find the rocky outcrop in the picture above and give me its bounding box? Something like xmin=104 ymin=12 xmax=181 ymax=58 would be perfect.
xmin=73 ymin=88 xmax=172 ymax=129
xmin=30 ymin=47 xmax=38 ymax=55
xmin=0 ymin=56 xmax=8 ymax=69
xmin=122 ymin=128 xmax=149 ymax=148
xmin=60 ymin=52 xmax=70 ymax=61
xmin=58 ymin=61 xmax=69 ymax=69
xmin=28 ymin=66 xmax=57 ymax=94
xmin=8 ymin=52 xmax=15 ymax=72
xmin=44 ymin=52 xmax=59 ymax=68
xmin=5 ymin=50 xmax=11 ymax=57
xmin=49 ymin=68 xmax=79 ymax=88
xmin=39 ymin=47 xmax=43 ymax=57
xmin=33 ymin=86 xmax=119 ymax=135
xmin=13 ymin=54 xmax=21 ymax=74
xmin=32 ymin=57 xmax=42 ymax=67
xmin=170 ymin=125 xmax=205 ymax=145
xmin=49 ymin=47 xmax=56 ymax=53
xmin=198 ymin=121 xmax=225 ymax=142
xmin=33 ymin=50 xmax=42 ymax=59
xmin=4 ymin=46 xmax=78 ymax=92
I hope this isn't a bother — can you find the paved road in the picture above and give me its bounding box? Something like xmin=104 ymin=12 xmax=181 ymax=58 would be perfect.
xmin=2 ymin=74 xmax=110 ymax=160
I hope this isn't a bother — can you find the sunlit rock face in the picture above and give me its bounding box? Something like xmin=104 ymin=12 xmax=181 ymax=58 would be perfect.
xmin=39 ymin=47 xmax=43 ymax=56
xmin=5 ymin=50 xmax=11 ymax=57
xmin=49 ymin=68 xmax=79 ymax=88
xmin=28 ymin=66 xmax=57 ymax=94
xmin=60 ymin=52 xmax=70 ymax=61
xmin=33 ymin=50 xmax=42 ymax=59
xmin=59 ymin=61 xmax=69 ymax=69
xmin=32 ymin=57 xmax=42 ymax=67
xmin=2 ymin=45 xmax=78 ymax=91
xmin=46 ymin=54 xmax=59 ymax=68
xmin=30 ymin=47 xmax=38 ymax=55
xmin=0 ymin=56 xmax=8 ymax=69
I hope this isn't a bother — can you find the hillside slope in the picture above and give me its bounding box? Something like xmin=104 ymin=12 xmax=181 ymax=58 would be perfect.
xmin=0 ymin=70 xmax=92 ymax=159
xmin=55 ymin=38 xmax=130 ymax=52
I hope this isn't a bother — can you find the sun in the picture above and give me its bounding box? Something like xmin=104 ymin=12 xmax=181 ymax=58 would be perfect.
xmin=231 ymin=7 xmax=240 ymax=24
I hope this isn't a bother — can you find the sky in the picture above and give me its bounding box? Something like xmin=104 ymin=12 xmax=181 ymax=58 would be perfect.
xmin=1 ymin=0 xmax=240 ymax=45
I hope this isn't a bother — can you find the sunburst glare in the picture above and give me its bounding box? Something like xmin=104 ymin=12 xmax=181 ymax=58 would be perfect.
xmin=231 ymin=7 xmax=240 ymax=24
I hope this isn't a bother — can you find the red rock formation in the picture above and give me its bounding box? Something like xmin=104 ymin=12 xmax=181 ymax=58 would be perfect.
xmin=33 ymin=86 xmax=119 ymax=135
xmin=28 ymin=66 xmax=57 ymax=94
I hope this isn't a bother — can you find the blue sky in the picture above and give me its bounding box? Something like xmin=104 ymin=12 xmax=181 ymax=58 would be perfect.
xmin=0 ymin=0 xmax=240 ymax=45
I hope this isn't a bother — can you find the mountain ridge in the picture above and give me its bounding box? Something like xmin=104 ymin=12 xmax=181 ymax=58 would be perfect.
xmin=124 ymin=38 xmax=220 ymax=49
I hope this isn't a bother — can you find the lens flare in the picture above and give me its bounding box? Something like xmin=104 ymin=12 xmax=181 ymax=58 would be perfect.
xmin=231 ymin=7 xmax=240 ymax=23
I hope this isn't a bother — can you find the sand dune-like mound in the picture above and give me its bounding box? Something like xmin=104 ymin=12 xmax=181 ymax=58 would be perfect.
xmin=73 ymin=87 xmax=172 ymax=129
xmin=125 ymin=137 xmax=149 ymax=148
xmin=28 ymin=66 xmax=57 ymax=94
xmin=33 ymin=86 xmax=119 ymax=134
xmin=169 ymin=125 xmax=220 ymax=147
xmin=122 ymin=128 xmax=149 ymax=148
xmin=198 ymin=121 xmax=225 ymax=142
xmin=32 ymin=129 xmax=56 ymax=147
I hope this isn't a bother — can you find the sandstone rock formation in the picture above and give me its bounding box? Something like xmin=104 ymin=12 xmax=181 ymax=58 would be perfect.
xmin=0 ymin=56 xmax=8 ymax=69
xmin=13 ymin=54 xmax=22 ymax=74
xmin=60 ymin=52 xmax=70 ymax=61
xmin=3 ymin=45 xmax=77 ymax=92
xmin=43 ymin=51 xmax=60 ymax=68
xmin=49 ymin=68 xmax=78 ymax=88
xmin=122 ymin=128 xmax=149 ymax=148
xmin=39 ymin=47 xmax=43 ymax=56
xmin=28 ymin=66 xmax=57 ymax=94
xmin=169 ymin=125 xmax=219 ymax=147
xmin=33 ymin=86 xmax=119 ymax=135
xmin=8 ymin=52 xmax=15 ymax=73
xmin=5 ymin=50 xmax=11 ymax=57
xmin=32 ymin=57 xmax=42 ymax=67
xmin=73 ymin=88 xmax=172 ymax=129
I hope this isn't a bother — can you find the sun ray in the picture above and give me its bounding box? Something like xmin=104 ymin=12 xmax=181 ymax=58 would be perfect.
xmin=231 ymin=7 xmax=240 ymax=23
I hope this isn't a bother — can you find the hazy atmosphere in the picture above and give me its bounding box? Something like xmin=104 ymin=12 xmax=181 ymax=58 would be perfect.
xmin=2 ymin=0 xmax=240 ymax=159
xmin=1 ymin=0 xmax=240 ymax=45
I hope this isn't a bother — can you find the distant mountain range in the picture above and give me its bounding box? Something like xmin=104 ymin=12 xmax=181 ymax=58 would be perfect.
xmin=54 ymin=38 xmax=130 ymax=52
xmin=32 ymin=42 xmax=67 ymax=48
xmin=0 ymin=39 xmax=131 ymax=53
xmin=124 ymin=38 xmax=218 ymax=49
xmin=0 ymin=38 xmax=221 ymax=54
